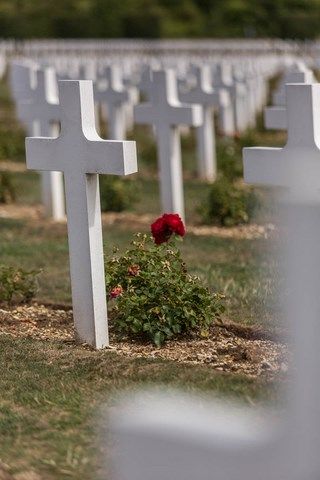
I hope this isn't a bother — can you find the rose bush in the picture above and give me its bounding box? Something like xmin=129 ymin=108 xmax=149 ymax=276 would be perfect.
xmin=199 ymin=177 xmax=261 ymax=226
xmin=106 ymin=215 xmax=224 ymax=346
xmin=0 ymin=265 xmax=40 ymax=304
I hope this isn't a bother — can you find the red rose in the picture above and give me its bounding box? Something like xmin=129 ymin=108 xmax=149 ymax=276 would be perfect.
xmin=110 ymin=285 xmax=123 ymax=298
xmin=151 ymin=213 xmax=186 ymax=245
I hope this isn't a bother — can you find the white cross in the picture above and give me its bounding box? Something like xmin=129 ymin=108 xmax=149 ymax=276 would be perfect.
xmin=179 ymin=65 xmax=220 ymax=181
xmin=272 ymin=68 xmax=314 ymax=106
xmin=136 ymin=63 xmax=160 ymax=101
xmin=15 ymin=65 xmax=65 ymax=221
xmin=134 ymin=69 xmax=202 ymax=220
xmin=264 ymin=69 xmax=314 ymax=131
xmin=25 ymin=80 xmax=137 ymax=349
xmin=264 ymin=106 xmax=286 ymax=130
xmin=213 ymin=63 xmax=236 ymax=136
xmin=94 ymin=65 xmax=132 ymax=140
xmin=108 ymin=144 xmax=320 ymax=480
xmin=9 ymin=61 xmax=37 ymax=115
xmin=244 ymin=83 xmax=320 ymax=190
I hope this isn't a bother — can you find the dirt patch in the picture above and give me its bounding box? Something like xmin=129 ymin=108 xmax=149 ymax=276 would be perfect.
xmin=0 ymin=304 xmax=288 ymax=379
xmin=0 ymin=161 xmax=26 ymax=173
xmin=0 ymin=463 xmax=42 ymax=480
xmin=0 ymin=202 xmax=274 ymax=240
xmin=104 ymin=211 xmax=275 ymax=240
xmin=0 ymin=204 xmax=43 ymax=220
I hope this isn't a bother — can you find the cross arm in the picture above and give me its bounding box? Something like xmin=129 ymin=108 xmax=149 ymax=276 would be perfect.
xmin=264 ymin=107 xmax=286 ymax=131
xmin=26 ymin=136 xmax=137 ymax=176
xmin=82 ymin=139 xmax=138 ymax=176
xmin=243 ymin=147 xmax=286 ymax=186
xmin=171 ymin=103 xmax=202 ymax=127
xmin=134 ymin=103 xmax=154 ymax=125
xmin=25 ymin=136 xmax=61 ymax=172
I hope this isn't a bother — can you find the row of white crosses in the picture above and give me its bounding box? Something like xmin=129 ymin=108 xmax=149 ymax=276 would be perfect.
xmin=108 ymin=81 xmax=320 ymax=480
xmin=9 ymin=60 xmax=228 ymax=223
xmin=10 ymin=55 xmax=285 ymax=228
xmin=94 ymin=64 xmax=134 ymax=140
xmin=36 ymin=52 xmax=280 ymax=136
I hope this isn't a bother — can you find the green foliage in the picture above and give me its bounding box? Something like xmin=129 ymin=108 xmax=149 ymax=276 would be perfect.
xmin=217 ymin=138 xmax=243 ymax=181
xmin=0 ymin=173 xmax=15 ymax=203
xmin=0 ymin=126 xmax=26 ymax=161
xmin=106 ymin=234 xmax=224 ymax=346
xmin=99 ymin=176 xmax=139 ymax=212
xmin=0 ymin=0 xmax=319 ymax=39
xmin=199 ymin=177 xmax=261 ymax=227
xmin=0 ymin=265 xmax=40 ymax=304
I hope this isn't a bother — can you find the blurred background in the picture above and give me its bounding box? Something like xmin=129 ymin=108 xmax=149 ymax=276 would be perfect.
xmin=1 ymin=0 xmax=320 ymax=40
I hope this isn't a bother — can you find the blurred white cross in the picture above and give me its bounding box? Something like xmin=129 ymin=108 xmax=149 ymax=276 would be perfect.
xmin=179 ymin=65 xmax=220 ymax=181
xmin=135 ymin=69 xmax=202 ymax=221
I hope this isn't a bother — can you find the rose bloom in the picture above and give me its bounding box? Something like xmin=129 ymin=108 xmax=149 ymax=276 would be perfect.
xmin=110 ymin=285 xmax=123 ymax=298
xmin=151 ymin=213 xmax=186 ymax=245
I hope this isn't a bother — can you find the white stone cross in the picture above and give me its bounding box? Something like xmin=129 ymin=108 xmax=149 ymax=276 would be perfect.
xmin=272 ymin=66 xmax=314 ymax=107
xmin=16 ymin=65 xmax=65 ymax=220
xmin=264 ymin=105 xmax=287 ymax=131
xmin=9 ymin=61 xmax=37 ymax=114
xmin=134 ymin=69 xmax=202 ymax=220
xmin=179 ymin=65 xmax=220 ymax=181
xmin=264 ymin=69 xmax=314 ymax=131
xmin=212 ymin=63 xmax=236 ymax=136
xmin=136 ymin=64 xmax=153 ymax=100
xmin=25 ymin=80 xmax=137 ymax=349
xmin=244 ymin=83 xmax=320 ymax=190
xmin=136 ymin=62 xmax=160 ymax=101
xmin=94 ymin=64 xmax=132 ymax=140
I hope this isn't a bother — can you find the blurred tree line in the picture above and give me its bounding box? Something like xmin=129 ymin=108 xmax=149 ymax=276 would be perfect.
xmin=1 ymin=0 xmax=320 ymax=39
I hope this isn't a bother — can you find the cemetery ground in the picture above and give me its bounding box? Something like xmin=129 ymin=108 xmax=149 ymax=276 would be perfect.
xmin=0 ymin=77 xmax=287 ymax=479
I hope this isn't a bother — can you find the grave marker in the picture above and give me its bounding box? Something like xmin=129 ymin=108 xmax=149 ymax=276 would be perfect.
xmin=94 ymin=64 xmax=133 ymax=140
xmin=134 ymin=69 xmax=202 ymax=220
xmin=264 ymin=69 xmax=314 ymax=131
xmin=244 ymin=83 xmax=320 ymax=189
xmin=179 ymin=65 xmax=220 ymax=181
xmin=26 ymin=80 xmax=137 ymax=349
xmin=15 ymin=65 xmax=65 ymax=220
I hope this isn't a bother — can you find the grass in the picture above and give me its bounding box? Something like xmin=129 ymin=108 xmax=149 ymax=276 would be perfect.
xmin=0 ymin=335 xmax=280 ymax=480
xmin=0 ymin=216 xmax=274 ymax=324
xmin=0 ymin=75 xmax=286 ymax=478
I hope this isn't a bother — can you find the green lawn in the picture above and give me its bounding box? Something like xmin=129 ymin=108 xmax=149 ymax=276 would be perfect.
xmin=0 ymin=335 xmax=279 ymax=480
xmin=0 ymin=75 xmax=285 ymax=479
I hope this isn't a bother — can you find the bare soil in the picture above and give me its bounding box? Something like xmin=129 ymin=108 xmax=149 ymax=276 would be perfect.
xmin=0 ymin=303 xmax=288 ymax=379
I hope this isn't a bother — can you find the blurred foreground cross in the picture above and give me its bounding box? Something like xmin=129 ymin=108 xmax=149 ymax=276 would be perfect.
xmin=25 ymin=80 xmax=137 ymax=349
xmin=108 ymin=82 xmax=320 ymax=480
